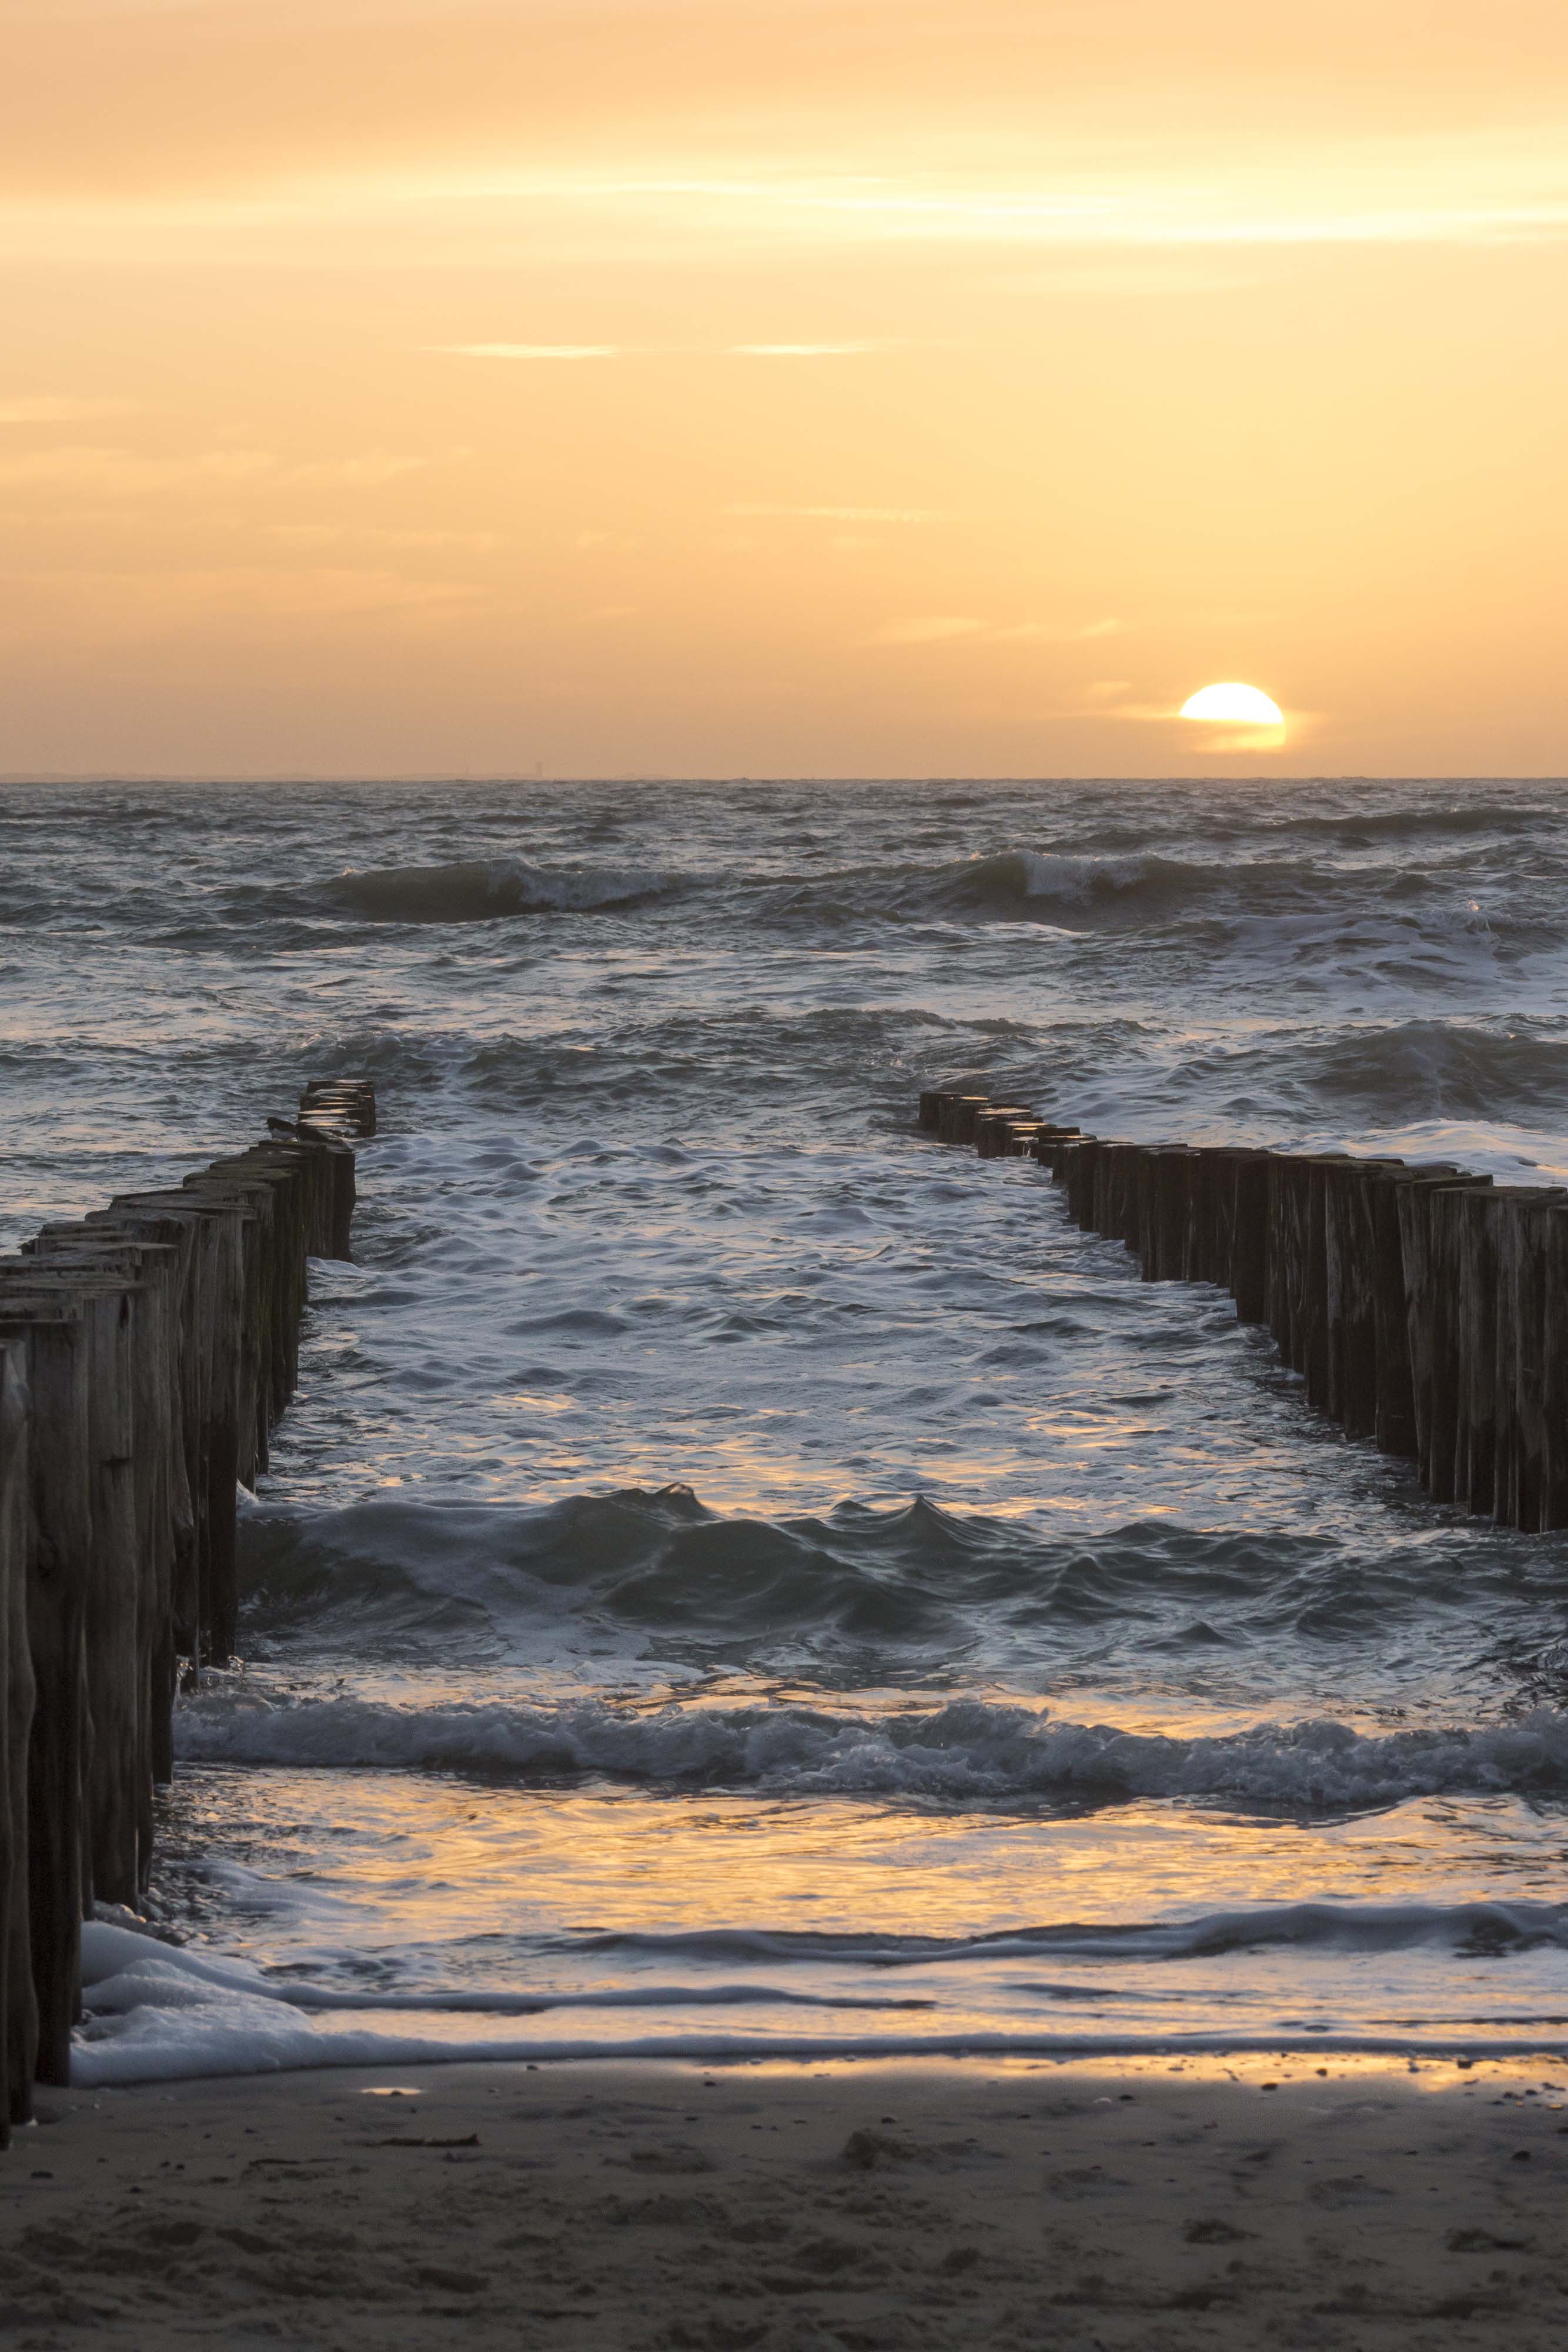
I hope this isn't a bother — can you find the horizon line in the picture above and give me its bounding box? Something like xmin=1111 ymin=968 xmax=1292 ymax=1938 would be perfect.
xmin=1 ymin=771 xmax=1564 ymax=789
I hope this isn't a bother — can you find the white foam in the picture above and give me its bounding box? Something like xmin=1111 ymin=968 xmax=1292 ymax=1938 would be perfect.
xmin=1017 ymin=851 xmax=1153 ymax=903
xmin=72 ymin=1914 xmax=1568 ymax=2088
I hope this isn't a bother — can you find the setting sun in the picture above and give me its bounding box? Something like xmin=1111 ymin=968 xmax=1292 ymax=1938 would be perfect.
xmin=1180 ymin=683 xmax=1285 ymax=727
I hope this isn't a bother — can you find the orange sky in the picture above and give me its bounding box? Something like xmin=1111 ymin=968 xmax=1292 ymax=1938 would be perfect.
xmin=3 ymin=0 xmax=1566 ymax=777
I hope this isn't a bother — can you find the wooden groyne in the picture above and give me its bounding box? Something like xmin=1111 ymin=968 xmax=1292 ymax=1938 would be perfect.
xmin=918 ymin=1087 xmax=1568 ymax=1534
xmin=0 ymin=1077 xmax=375 ymax=2129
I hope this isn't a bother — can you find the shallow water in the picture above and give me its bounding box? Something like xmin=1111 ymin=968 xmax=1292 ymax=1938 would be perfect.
xmin=6 ymin=776 xmax=1568 ymax=2077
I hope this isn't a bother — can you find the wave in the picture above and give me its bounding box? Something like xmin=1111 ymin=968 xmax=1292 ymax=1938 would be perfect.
xmin=72 ymin=1912 xmax=1568 ymax=2085
xmin=1284 ymin=800 xmax=1557 ymax=846
xmin=1298 ymin=1020 xmax=1568 ymax=1121
xmin=771 ymin=847 xmax=1531 ymax=958
xmin=326 ymin=858 xmax=671 ymax=923
xmin=1111 ymin=1016 xmax=1568 ymax=1130
xmin=236 ymin=1490 xmax=1515 ymax=1668
xmin=541 ymin=1900 xmax=1568 ymax=1966
xmin=958 ymin=849 xmax=1183 ymax=917
xmin=174 ymin=1686 xmax=1568 ymax=1810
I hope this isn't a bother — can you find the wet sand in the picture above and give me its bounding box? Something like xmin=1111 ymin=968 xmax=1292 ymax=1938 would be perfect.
xmin=1 ymin=2053 xmax=1566 ymax=2346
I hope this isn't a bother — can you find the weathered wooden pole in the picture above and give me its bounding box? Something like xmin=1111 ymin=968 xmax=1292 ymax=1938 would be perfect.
xmin=19 ymin=1237 xmax=186 ymax=1900
xmin=0 ymin=1345 xmax=29 ymax=2137
xmin=974 ymin=1107 xmax=1035 ymax=1158
xmin=939 ymin=1096 xmax=991 ymax=1144
xmin=301 ymin=1078 xmax=377 ymax=1138
xmin=0 ymin=1301 xmax=90 ymax=2088
xmin=1479 ymin=1188 xmax=1565 ymax=1530
xmin=0 ymin=1075 xmax=373 ymax=2130
xmin=914 ymin=1088 xmax=1568 ymax=1530
xmin=1321 ymin=1159 xmax=1403 ymax=1439
xmin=1533 ymin=1204 xmax=1568 ymax=1529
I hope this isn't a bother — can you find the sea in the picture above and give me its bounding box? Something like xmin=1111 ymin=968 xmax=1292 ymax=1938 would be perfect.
xmin=6 ymin=775 xmax=1568 ymax=2084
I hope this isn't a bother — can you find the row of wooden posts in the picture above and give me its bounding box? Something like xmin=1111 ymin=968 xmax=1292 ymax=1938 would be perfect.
xmin=919 ymin=1087 xmax=1568 ymax=1536
xmin=0 ymin=1077 xmax=375 ymax=2133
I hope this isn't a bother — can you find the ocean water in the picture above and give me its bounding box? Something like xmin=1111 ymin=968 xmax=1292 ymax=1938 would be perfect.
xmin=7 ymin=776 xmax=1568 ymax=2082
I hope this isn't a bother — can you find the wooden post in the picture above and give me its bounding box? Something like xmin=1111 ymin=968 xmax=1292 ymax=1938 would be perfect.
xmin=938 ymin=1096 xmax=991 ymax=1144
xmin=1151 ymin=1148 xmax=1198 ymax=1283
xmin=1127 ymin=1148 xmax=1161 ymax=1272
xmin=1185 ymin=1150 xmax=1228 ymax=1287
xmin=0 ymin=1302 xmax=89 ymax=2088
xmin=0 ymin=1272 xmax=145 ymax=1912
xmin=21 ymin=1235 xmax=186 ymax=1885
xmin=1534 ymin=1205 xmax=1568 ymax=1530
xmin=0 ymin=1345 xmax=29 ymax=2137
xmin=1225 ymin=1152 xmax=1272 ymax=1325
xmin=974 ymin=1107 xmax=1034 ymax=1158
xmin=0 ymin=1077 xmax=372 ymax=2129
xmin=916 ymin=1084 xmax=1568 ymax=1528
xmin=1398 ymin=1179 xmax=1492 ymax=1503
xmin=301 ymin=1078 xmax=376 ymax=1138
xmin=1452 ymin=1187 xmax=1506 ymax=1517
xmin=1321 ymin=1160 xmax=1403 ymax=1439
xmin=1485 ymin=1188 xmax=1566 ymax=1531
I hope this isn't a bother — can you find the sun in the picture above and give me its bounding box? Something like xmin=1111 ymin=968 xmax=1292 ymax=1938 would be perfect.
xmin=1180 ymin=682 xmax=1284 ymax=727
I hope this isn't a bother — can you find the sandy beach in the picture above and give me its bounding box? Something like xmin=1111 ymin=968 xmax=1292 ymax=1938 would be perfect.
xmin=0 ymin=2053 xmax=1563 ymax=2346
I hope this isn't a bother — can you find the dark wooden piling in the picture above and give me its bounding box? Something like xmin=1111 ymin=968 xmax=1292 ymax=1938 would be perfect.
xmin=1486 ymin=1188 xmax=1567 ymax=1531
xmin=0 ymin=1346 xmax=31 ymax=2137
xmin=0 ymin=1075 xmax=374 ymax=2130
xmin=0 ymin=1301 xmax=91 ymax=2091
xmin=1533 ymin=1204 xmax=1568 ymax=1530
xmin=1321 ymin=1159 xmax=1403 ymax=1439
xmin=974 ymin=1107 xmax=1035 ymax=1158
xmin=939 ymin=1095 xmax=991 ymax=1145
xmin=1092 ymin=1142 xmax=1132 ymax=1250
xmin=301 ymin=1078 xmax=376 ymax=1138
xmin=917 ymin=1084 xmax=1568 ymax=1533
xmin=1148 ymin=1148 xmax=1198 ymax=1283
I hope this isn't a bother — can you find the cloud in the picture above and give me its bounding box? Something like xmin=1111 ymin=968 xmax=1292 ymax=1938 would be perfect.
xmin=1063 ymin=690 xmax=1298 ymax=746
xmin=287 ymin=450 xmax=433 ymax=485
xmin=727 ymin=503 xmax=937 ymax=523
xmin=870 ymin=616 xmax=984 ymax=644
xmin=574 ymin=176 xmax=1568 ymax=253
xmin=0 ymin=445 xmax=275 ymax=491
xmin=0 ymin=396 xmax=135 ymax=425
xmin=999 ymin=263 xmax=1264 ymax=298
xmin=991 ymin=617 xmax=1122 ymax=642
xmin=0 ymin=564 xmax=479 ymax=646
xmin=0 ymin=444 xmax=436 ymax=495
xmin=870 ymin=615 xmax=1121 ymax=646
xmin=265 ymin=523 xmax=502 ymax=549
xmin=433 ymin=343 xmax=621 ymax=359
xmin=432 ymin=342 xmax=882 ymax=363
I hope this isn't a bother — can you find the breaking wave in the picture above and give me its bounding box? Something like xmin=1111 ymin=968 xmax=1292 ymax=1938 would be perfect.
xmin=174 ymin=1688 xmax=1568 ymax=1812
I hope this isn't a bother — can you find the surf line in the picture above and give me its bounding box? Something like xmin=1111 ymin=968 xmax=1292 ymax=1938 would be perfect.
xmin=920 ymin=1088 xmax=1568 ymax=1534
xmin=0 ymin=1077 xmax=375 ymax=2123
